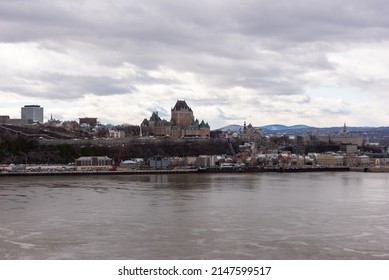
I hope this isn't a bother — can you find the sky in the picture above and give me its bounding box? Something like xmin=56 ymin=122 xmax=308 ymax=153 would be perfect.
xmin=1 ymin=0 xmax=389 ymax=129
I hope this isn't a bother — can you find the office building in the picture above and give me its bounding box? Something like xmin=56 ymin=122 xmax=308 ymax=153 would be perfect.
xmin=21 ymin=105 xmax=44 ymax=123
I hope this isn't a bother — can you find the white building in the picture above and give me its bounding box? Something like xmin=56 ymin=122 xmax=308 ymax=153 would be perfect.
xmin=109 ymin=129 xmax=125 ymax=138
xmin=21 ymin=105 xmax=44 ymax=123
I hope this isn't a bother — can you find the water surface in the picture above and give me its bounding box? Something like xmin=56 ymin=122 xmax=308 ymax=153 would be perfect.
xmin=0 ymin=172 xmax=388 ymax=259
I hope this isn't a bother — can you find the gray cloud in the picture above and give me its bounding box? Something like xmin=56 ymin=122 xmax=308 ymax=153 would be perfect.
xmin=0 ymin=72 xmax=134 ymax=100
xmin=3 ymin=1 xmax=389 ymax=46
xmin=1 ymin=0 xmax=389 ymax=126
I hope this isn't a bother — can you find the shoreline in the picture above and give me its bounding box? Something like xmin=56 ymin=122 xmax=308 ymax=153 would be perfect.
xmin=0 ymin=166 xmax=358 ymax=177
xmin=0 ymin=168 xmax=198 ymax=177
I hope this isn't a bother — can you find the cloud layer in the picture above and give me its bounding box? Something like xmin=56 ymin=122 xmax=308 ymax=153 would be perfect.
xmin=1 ymin=0 xmax=389 ymax=128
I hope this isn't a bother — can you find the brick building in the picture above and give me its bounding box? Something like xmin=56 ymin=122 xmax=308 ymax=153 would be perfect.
xmin=75 ymin=156 xmax=113 ymax=170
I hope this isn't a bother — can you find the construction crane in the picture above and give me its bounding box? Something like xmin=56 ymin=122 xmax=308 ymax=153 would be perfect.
xmin=110 ymin=144 xmax=125 ymax=171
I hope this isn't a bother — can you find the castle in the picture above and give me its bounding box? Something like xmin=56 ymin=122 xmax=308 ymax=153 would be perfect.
xmin=141 ymin=100 xmax=210 ymax=138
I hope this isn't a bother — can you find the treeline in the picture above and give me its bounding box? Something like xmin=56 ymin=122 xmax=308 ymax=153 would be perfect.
xmin=0 ymin=135 xmax=233 ymax=164
xmin=4 ymin=134 xmax=374 ymax=165
xmin=0 ymin=134 xmax=39 ymax=164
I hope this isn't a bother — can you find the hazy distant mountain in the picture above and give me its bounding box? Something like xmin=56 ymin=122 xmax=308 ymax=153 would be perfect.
xmin=216 ymin=124 xmax=389 ymax=141
xmin=217 ymin=124 xmax=242 ymax=132
xmin=261 ymin=124 xmax=287 ymax=131
xmin=262 ymin=124 xmax=314 ymax=131
xmin=217 ymin=124 xmax=314 ymax=132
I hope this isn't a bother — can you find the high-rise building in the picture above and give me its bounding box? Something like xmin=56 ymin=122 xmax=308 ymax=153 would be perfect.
xmin=21 ymin=105 xmax=44 ymax=123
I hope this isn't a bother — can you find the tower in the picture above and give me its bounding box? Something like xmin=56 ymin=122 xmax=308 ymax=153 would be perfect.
xmin=21 ymin=105 xmax=44 ymax=123
xmin=170 ymin=100 xmax=194 ymax=127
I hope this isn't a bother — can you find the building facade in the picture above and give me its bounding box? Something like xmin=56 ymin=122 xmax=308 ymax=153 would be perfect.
xmin=141 ymin=100 xmax=210 ymax=138
xmin=316 ymin=153 xmax=344 ymax=167
xmin=344 ymin=155 xmax=370 ymax=167
xmin=21 ymin=105 xmax=44 ymax=123
xmin=75 ymin=156 xmax=113 ymax=171
xmin=149 ymin=155 xmax=169 ymax=169
xmin=340 ymin=144 xmax=358 ymax=155
xmin=0 ymin=115 xmax=31 ymax=125
xmin=318 ymin=123 xmax=363 ymax=146
xmin=239 ymin=121 xmax=262 ymax=143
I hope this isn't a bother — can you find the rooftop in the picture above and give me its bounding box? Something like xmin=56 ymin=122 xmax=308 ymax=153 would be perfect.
xmin=172 ymin=100 xmax=192 ymax=112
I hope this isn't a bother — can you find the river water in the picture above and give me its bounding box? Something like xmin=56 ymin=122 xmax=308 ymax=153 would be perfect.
xmin=0 ymin=172 xmax=388 ymax=259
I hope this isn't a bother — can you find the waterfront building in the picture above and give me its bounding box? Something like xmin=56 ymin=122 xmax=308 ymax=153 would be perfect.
xmin=119 ymin=160 xmax=139 ymax=169
xmin=120 ymin=158 xmax=145 ymax=169
xmin=141 ymin=100 xmax=210 ymax=138
xmin=21 ymin=105 xmax=44 ymax=123
xmin=75 ymin=156 xmax=113 ymax=171
xmin=316 ymin=153 xmax=344 ymax=167
xmin=149 ymin=155 xmax=169 ymax=170
xmin=186 ymin=156 xmax=198 ymax=166
xmin=365 ymin=145 xmax=389 ymax=165
xmin=345 ymin=155 xmax=370 ymax=167
xmin=289 ymin=154 xmax=305 ymax=166
xmin=278 ymin=153 xmax=292 ymax=168
xmin=195 ymin=155 xmax=218 ymax=168
xmin=167 ymin=157 xmax=187 ymax=168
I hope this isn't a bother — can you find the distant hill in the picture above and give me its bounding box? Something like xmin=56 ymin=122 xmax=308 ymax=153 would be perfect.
xmin=217 ymin=124 xmax=314 ymax=132
xmin=261 ymin=124 xmax=314 ymax=131
xmin=215 ymin=124 xmax=389 ymax=142
xmin=261 ymin=124 xmax=287 ymax=131
xmin=217 ymin=124 xmax=242 ymax=132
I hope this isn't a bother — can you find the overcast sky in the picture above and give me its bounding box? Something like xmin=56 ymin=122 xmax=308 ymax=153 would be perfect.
xmin=1 ymin=0 xmax=389 ymax=129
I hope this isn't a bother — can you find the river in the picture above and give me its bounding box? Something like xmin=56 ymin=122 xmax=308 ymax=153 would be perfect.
xmin=0 ymin=172 xmax=388 ymax=259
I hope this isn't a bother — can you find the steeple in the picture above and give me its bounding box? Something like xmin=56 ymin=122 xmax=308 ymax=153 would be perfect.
xmin=343 ymin=122 xmax=347 ymax=134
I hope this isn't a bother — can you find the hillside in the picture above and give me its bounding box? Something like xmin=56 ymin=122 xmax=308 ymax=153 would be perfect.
xmin=0 ymin=135 xmax=235 ymax=164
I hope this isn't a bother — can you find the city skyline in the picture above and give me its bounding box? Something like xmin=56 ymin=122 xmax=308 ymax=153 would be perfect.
xmin=1 ymin=0 xmax=389 ymax=128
